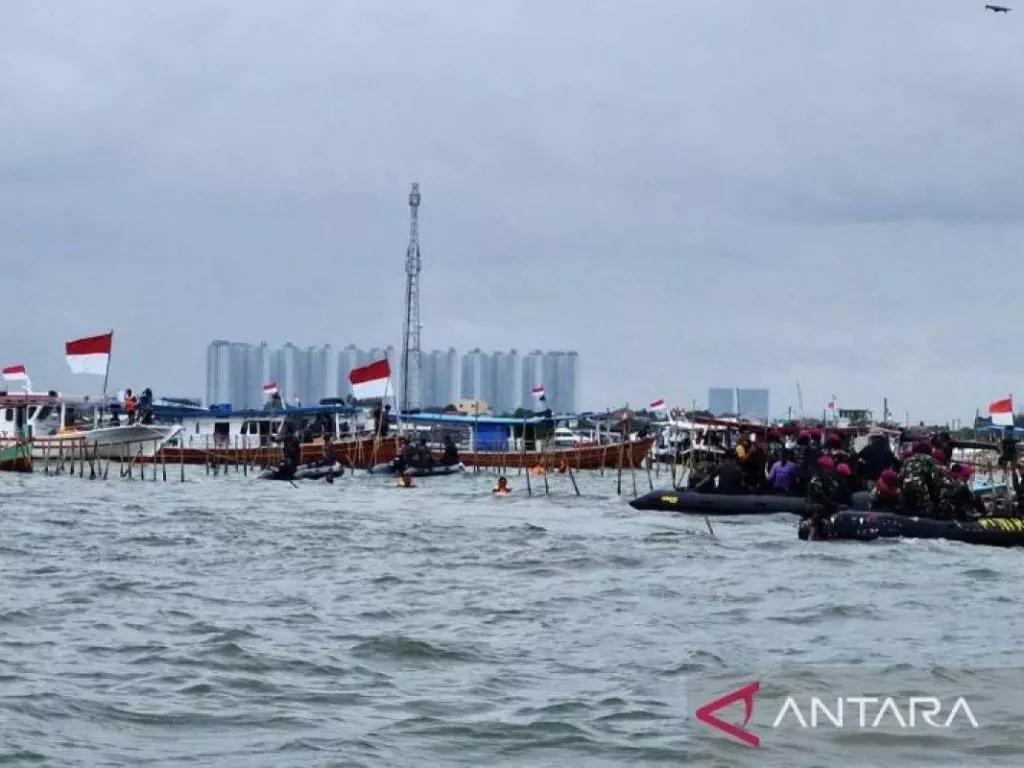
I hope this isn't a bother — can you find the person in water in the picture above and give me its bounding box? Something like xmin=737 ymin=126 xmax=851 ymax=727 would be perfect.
xmin=441 ymin=435 xmax=459 ymax=466
xmin=766 ymin=448 xmax=798 ymax=495
xmin=493 ymin=476 xmax=511 ymax=495
xmin=804 ymin=455 xmax=842 ymax=539
xmin=397 ymin=472 xmax=415 ymax=488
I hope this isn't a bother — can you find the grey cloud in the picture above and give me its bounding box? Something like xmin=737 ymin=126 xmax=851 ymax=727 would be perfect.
xmin=1 ymin=1 xmax=1022 ymax=421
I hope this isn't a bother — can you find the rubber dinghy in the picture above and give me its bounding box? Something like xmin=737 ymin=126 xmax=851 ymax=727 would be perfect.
xmin=259 ymin=462 xmax=345 ymax=481
xmin=628 ymin=489 xmax=871 ymax=516
xmin=800 ymin=510 xmax=1024 ymax=548
xmin=368 ymin=461 xmax=466 ymax=478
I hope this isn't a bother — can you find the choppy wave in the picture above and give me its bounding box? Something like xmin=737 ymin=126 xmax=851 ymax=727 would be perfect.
xmin=2 ymin=470 xmax=1023 ymax=766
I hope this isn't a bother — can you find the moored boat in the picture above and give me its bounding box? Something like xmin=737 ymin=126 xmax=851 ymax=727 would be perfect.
xmin=398 ymin=411 xmax=654 ymax=470
xmin=143 ymin=402 xmax=403 ymax=468
xmin=0 ymin=442 xmax=32 ymax=473
xmin=0 ymin=393 xmax=181 ymax=460
xmin=800 ymin=510 xmax=1024 ymax=547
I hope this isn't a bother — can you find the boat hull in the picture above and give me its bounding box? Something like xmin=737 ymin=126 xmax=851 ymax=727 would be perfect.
xmin=0 ymin=443 xmax=32 ymax=473
xmin=801 ymin=510 xmax=1024 ymax=547
xmin=259 ymin=462 xmax=345 ymax=482
xmin=443 ymin=436 xmax=655 ymax=470
xmin=150 ymin=434 xmax=403 ymax=469
xmin=370 ymin=461 xmax=466 ymax=478
xmin=0 ymin=424 xmax=182 ymax=460
xmin=629 ymin=489 xmax=871 ymax=515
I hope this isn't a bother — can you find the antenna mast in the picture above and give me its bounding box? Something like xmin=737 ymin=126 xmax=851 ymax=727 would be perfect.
xmin=400 ymin=182 xmax=422 ymax=412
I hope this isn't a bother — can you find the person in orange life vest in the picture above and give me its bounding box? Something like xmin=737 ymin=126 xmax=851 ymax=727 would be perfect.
xmin=123 ymin=389 xmax=138 ymax=424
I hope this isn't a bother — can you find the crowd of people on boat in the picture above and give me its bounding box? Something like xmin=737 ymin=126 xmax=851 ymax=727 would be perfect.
xmin=683 ymin=425 xmax=1002 ymax=535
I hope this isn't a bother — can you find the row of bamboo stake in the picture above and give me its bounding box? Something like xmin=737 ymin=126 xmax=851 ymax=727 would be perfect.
xmin=19 ymin=430 xmax=673 ymax=498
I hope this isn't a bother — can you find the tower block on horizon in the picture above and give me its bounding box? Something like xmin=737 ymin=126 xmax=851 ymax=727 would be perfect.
xmin=400 ymin=182 xmax=422 ymax=412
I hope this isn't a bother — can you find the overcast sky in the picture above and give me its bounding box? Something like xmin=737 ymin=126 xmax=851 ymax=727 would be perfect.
xmin=1 ymin=1 xmax=1021 ymax=421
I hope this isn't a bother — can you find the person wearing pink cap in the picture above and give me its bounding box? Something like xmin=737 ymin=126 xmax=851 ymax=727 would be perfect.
xmin=804 ymin=454 xmax=842 ymax=540
xmin=870 ymin=469 xmax=901 ymax=511
xmin=936 ymin=463 xmax=979 ymax=520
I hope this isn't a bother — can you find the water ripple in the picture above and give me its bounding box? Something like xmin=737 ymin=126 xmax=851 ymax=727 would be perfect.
xmin=2 ymin=470 xmax=1023 ymax=766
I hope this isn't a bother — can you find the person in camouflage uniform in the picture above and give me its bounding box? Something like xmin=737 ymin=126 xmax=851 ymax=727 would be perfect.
xmin=869 ymin=468 xmax=900 ymax=511
xmin=804 ymin=455 xmax=842 ymax=539
xmin=936 ymin=463 xmax=977 ymax=521
xmin=896 ymin=441 xmax=944 ymax=517
xmin=687 ymin=456 xmax=718 ymax=491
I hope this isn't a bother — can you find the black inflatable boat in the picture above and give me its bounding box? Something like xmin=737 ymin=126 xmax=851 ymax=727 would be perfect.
xmin=628 ymin=489 xmax=871 ymax=516
xmin=369 ymin=461 xmax=466 ymax=478
xmin=259 ymin=462 xmax=345 ymax=481
xmin=800 ymin=510 xmax=1024 ymax=548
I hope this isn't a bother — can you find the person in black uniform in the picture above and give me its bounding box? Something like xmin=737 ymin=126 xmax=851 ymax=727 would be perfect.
xmin=441 ymin=434 xmax=459 ymax=466
xmin=279 ymin=422 xmax=301 ymax=478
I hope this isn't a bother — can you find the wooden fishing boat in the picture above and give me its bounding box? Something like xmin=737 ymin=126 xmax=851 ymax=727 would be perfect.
xmin=446 ymin=435 xmax=656 ymax=470
xmin=134 ymin=402 xmax=402 ymax=468
xmin=395 ymin=411 xmax=656 ymax=470
xmin=149 ymin=433 xmax=403 ymax=469
xmin=0 ymin=442 xmax=32 ymax=473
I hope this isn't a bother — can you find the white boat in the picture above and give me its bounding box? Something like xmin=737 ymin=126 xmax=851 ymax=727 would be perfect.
xmin=151 ymin=401 xmax=377 ymax=450
xmin=0 ymin=392 xmax=182 ymax=460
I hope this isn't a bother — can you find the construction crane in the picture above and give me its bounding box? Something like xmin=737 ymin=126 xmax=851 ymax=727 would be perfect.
xmin=399 ymin=183 xmax=422 ymax=413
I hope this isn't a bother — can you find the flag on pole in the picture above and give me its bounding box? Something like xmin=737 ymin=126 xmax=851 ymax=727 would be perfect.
xmin=649 ymin=398 xmax=667 ymax=412
xmin=531 ymin=385 xmax=546 ymax=402
xmin=2 ymin=363 xmax=28 ymax=382
xmin=65 ymin=332 xmax=113 ymax=376
xmin=989 ymin=396 xmax=1014 ymax=427
xmin=349 ymin=358 xmax=391 ymax=400
xmin=826 ymin=395 xmax=836 ymax=411
xmin=263 ymin=382 xmax=279 ymax=395
xmin=2 ymin=363 xmax=30 ymax=392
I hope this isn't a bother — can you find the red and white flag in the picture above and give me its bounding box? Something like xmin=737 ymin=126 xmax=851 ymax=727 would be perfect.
xmin=649 ymin=398 xmax=667 ymax=411
xmin=990 ymin=396 xmax=1014 ymax=427
xmin=348 ymin=358 xmax=391 ymax=400
xmin=66 ymin=331 xmax=113 ymax=376
xmin=2 ymin=363 xmax=29 ymax=382
xmin=263 ymin=382 xmax=279 ymax=395
xmin=531 ymin=385 xmax=546 ymax=400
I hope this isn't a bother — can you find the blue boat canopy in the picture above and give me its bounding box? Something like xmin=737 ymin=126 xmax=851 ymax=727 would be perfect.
xmin=395 ymin=412 xmax=552 ymax=426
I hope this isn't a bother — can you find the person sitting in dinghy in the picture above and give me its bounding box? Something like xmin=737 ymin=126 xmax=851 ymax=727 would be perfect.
xmin=804 ymin=455 xmax=843 ymax=539
xmin=870 ymin=469 xmax=901 ymax=511
xmin=896 ymin=441 xmax=945 ymax=518
xmin=702 ymin=451 xmax=744 ymax=494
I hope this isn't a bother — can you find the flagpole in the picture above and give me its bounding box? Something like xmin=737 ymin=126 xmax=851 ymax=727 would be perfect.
xmin=101 ymin=329 xmax=113 ymax=401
